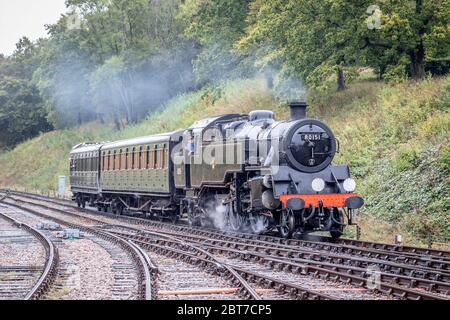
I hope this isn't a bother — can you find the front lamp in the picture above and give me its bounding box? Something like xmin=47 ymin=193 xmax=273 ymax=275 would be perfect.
xmin=311 ymin=178 xmax=325 ymax=192
xmin=343 ymin=178 xmax=356 ymax=192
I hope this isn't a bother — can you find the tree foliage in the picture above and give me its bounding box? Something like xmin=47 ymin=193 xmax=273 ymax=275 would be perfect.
xmin=0 ymin=0 xmax=448 ymax=148
xmin=0 ymin=39 xmax=53 ymax=148
xmin=179 ymin=0 xmax=253 ymax=84
xmin=237 ymin=0 xmax=450 ymax=89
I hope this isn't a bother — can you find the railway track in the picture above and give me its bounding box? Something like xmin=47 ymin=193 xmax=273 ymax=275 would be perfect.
xmin=0 ymin=196 xmax=153 ymax=300
xmin=7 ymin=189 xmax=450 ymax=259
xmin=103 ymin=226 xmax=378 ymax=300
xmin=2 ymin=191 xmax=449 ymax=300
xmin=8 ymin=192 xmax=449 ymax=276
xmin=1 ymin=192 xmax=331 ymax=300
xmin=8 ymin=189 xmax=450 ymax=260
xmin=0 ymin=208 xmax=58 ymax=300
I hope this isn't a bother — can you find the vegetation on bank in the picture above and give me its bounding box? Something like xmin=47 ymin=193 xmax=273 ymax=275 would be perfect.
xmin=0 ymin=76 xmax=448 ymax=245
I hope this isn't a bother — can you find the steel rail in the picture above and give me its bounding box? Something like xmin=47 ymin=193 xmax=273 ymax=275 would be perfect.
xmin=0 ymin=199 xmax=152 ymax=300
xmin=113 ymin=228 xmax=262 ymax=300
xmin=107 ymin=228 xmax=449 ymax=300
xmin=4 ymin=192 xmax=450 ymax=299
xmin=108 ymin=227 xmax=335 ymax=300
xmin=6 ymin=189 xmax=450 ymax=259
xmin=108 ymin=225 xmax=450 ymax=294
xmin=0 ymin=210 xmax=58 ymax=300
xmin=6 ymin=192 xmax=450 ymax=294
xmin=6 ymin=191 xmax=449 ymax=271
xmin=112 ymin=223 xmax=450 ymax=283
xmin=2 ymin=194 xmax=331 ymax=300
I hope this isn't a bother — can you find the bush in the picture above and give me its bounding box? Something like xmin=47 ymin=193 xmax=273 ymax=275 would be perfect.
xmin=393 ymin=145 xmax=420 ymax=172
xmin=439 ymin=144 xmax=450 ymax=171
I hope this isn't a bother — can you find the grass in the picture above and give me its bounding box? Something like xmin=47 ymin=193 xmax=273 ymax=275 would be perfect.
xmin=0 ymin=76 xmax=448 ymax=246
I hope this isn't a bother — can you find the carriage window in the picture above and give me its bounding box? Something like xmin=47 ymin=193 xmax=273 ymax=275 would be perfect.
xmin=154 ymin=145 xmax=158 ymax=169
xmin=149 ymin=146 xmax=154 ymax=169
xmin=131 ymin=147 xmax=135 ymax=169
xmin=118 ymin=150 xmax=122 ymax=170
xmin=162 ymin=144 xmax=166 ymax=168
xmin=113 ymin=151 xmax=116 ymax=170
xmin=125 ymin=148 xmax=129 ymax=169
xmin=145 ymin=146 xmax=150 ymax=169
xmin=138 ymin=146 xmax=143 ymax=169
xmin=164 ymin=147 xmax=169 ymax=168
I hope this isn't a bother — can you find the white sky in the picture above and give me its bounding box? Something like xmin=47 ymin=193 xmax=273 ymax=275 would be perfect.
xmin=0 ymin=0 xmax=67 ymax=56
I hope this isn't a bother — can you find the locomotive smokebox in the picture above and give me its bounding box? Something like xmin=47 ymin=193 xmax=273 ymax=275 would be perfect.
xmin=289 ymin=101 xmax=307 ymax=120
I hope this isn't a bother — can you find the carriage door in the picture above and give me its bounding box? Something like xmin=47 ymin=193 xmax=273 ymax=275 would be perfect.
xmin=174 ymin=131 xmax=193 ymax=189
xmin=184 ymin=130 xmax=195 ymax=188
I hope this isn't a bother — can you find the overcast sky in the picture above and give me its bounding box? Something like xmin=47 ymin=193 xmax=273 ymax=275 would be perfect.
xmin=0 ymin=0 xmax=67 ymax=56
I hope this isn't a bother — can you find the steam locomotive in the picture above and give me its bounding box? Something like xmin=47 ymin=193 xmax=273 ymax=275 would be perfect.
xmin=69 ymin=102 xmax=363 ymax=238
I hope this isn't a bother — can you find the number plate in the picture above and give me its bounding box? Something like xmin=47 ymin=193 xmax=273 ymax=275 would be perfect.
xmin=301 ymin=133 xmax=322 ymax=141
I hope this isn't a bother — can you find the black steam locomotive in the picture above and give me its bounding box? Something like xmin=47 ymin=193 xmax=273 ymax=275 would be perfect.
xmin=70 ymin=102 xmax=363 ymax=238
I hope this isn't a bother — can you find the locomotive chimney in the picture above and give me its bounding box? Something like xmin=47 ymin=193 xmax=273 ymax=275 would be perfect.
xmin=289 ymin=101 xmax=307 ymax=120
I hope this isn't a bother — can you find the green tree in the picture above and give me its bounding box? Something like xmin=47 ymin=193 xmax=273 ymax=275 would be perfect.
xmin=179 ymin=0 xmax=253 ymax=84
xmin=362 ymin=0 xmax=450 ymax=80
xmin=238 ymin=0 xmax=450 ymax=90
xmin=0 ymin=39 xmax=53 ymax=148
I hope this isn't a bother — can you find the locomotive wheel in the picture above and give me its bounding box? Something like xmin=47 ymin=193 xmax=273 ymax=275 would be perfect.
xmin=170 ymin=213 xmax=179 ymax=224
xmin=188 ymin=214 xmax=200 ymax=226
xmin=112 ymin=203 xmax=124 ymax=216
xmin=228 ymin=205 xmax=244 ymax=231
xmin=146 ymin=212 xmax=154 ymax=220
xmin=200 ymin=215 xmax=210 ymax=228
xmin=81 ymin=200 xmax=86 ymax=209
xmin=249 ymin=212 xmax=270 ymax=234
xmin=197 ymin=207 xmax=211 ymax=228
xmin=277 ymin=210 xmax=295 ymax=239
xmin=191 ymin=207 xmax=204 ymax=227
